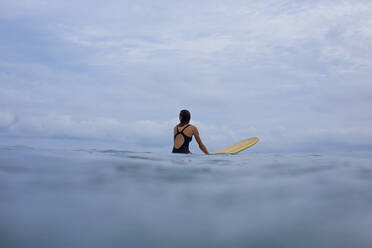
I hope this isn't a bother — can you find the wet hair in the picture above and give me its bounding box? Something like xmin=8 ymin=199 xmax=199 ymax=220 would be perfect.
xmin=179 ymin=109 xmax=191 ymax=126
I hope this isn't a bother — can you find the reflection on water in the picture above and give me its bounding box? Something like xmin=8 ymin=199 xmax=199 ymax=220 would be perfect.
xmin=0 ymin=147 xmax=371 ymax=248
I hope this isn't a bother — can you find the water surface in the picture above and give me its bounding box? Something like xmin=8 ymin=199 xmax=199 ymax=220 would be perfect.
xmin=0 ymin=146 xmax=371 ymax=248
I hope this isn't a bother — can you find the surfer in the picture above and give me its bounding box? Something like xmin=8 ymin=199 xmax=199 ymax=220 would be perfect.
xmin=172 ymin=109 xmax=209 ymax=154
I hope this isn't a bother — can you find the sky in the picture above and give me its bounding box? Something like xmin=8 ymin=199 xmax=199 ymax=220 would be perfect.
xmin=0 ymin=0 xmax=372 ymax=153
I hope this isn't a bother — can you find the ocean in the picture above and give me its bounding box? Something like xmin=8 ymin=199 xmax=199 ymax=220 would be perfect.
xmin=0 ymin=146 xmax=371 ymax=248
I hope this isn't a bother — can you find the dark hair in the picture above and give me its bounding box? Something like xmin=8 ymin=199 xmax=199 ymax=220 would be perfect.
xmin=179 ymin=109 xmax=191 ymax=126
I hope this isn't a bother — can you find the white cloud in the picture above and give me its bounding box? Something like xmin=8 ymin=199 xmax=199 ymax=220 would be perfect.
xmin=0 ymin=111 xmax=15 ymax=128
xmin=0 ymin=0 xmax=372 ymax=152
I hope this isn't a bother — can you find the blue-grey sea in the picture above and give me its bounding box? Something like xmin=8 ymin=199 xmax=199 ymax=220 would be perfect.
xmin=0 ymin=146 xmax=371 ymax=248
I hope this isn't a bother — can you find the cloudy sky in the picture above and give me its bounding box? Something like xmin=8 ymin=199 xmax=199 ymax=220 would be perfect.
xmin=1 ymin=0 xmax=371 ymax=153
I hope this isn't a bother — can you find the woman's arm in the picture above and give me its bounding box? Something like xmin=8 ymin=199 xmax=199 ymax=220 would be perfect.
xmin=193 ymin=126 xmax=209 ymax=154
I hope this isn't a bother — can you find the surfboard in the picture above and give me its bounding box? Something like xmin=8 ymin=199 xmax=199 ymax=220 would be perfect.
xmin=210 ymin=137 xmax=259 ymax=154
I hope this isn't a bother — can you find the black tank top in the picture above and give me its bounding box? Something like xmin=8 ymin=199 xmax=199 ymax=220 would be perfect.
xmin=172 ymin=124 xmax=192 ymax=153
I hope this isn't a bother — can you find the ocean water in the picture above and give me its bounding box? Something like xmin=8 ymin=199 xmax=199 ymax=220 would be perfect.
xmin=0 ymin=146 xmax=371 ymax=248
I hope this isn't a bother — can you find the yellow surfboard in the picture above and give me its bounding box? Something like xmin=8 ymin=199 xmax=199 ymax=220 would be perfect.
xmin=210 ymin=137 xmax=259 ymax=154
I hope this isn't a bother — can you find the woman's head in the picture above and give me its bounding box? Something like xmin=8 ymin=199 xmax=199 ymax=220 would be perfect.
xmin=179 ymin=109 xmax=191 ymax=125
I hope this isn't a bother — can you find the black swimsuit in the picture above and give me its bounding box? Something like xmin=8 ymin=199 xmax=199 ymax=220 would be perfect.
xmin=172 ymin=124 xmax=192 ymax=153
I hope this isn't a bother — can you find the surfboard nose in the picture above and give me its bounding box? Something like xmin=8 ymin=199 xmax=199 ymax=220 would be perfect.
xmin=211 ymin=137 xmax=259 ymax=154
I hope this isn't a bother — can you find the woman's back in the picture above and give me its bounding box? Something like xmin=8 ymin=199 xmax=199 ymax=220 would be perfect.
xmin=172 ymin=124 xmax=193 ymax=153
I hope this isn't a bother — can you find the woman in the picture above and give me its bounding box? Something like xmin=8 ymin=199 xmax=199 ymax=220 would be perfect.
xmin=172 ymin=109 xmax=209 ymax=154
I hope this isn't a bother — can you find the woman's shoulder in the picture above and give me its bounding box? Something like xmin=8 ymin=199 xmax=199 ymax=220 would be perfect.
xmin=188 ymin=124 xmax=198 ymax=131
xmin=174 ymin=123 xmax=195 ymax=130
